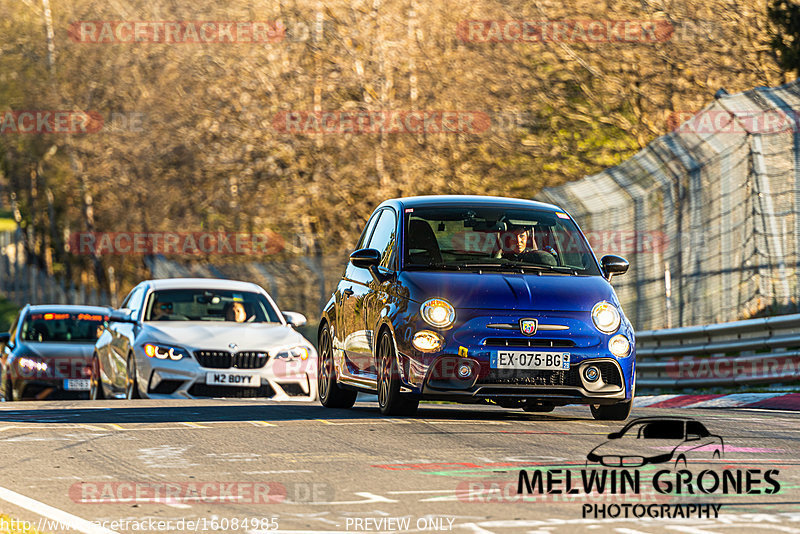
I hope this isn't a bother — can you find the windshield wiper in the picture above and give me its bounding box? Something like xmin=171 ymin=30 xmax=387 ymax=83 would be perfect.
xmin=458 ymin=262 xmax=578 ymax=275
xmin=405 ymin=262 xmax=463 ymax=271
xmin=457 ymin=262 xmax=529 ymax=273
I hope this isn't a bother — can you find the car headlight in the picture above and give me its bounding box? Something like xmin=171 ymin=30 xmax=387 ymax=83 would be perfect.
xmin=608 ymin=334 xmax=631 ymax=357
xmin=272 ymin=346 xmax=310 ymax=361
xmin=18 ymin=356 xmax=48 ymax=372
xmin=412 ymin=330 xmax=444 ymax=353
xmin=143 ymin=343 xmax=187 ymax=361
xmin=591 ymin=301 xmax=621 ymax=334
xmin=421 ymin=298 xmax=455 ymax=328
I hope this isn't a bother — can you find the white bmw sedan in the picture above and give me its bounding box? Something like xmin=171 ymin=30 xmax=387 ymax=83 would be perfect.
xmin=91 ymin=278 xmax=317 ymax=401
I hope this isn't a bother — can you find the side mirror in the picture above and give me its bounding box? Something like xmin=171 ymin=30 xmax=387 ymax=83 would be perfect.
xmin=607 ymin=431 xmax=622 ymax=440
xmin=283 ymin=311 xmax=307 ymax=328
xmin=601 ymin=255 xmax=629 ymax=280
xmin=686 ymin=434 xmax=701 ymax=442
xmin=109 ymin=309 xmax=137 ymax=323
xmin=349 ymin=248 xmax=381 ymax=270
xmin=0 ymin=332 xmax=9 ymax=345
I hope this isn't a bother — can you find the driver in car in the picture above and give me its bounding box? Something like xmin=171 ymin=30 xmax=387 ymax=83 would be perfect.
xmin=151 ymin=302 xmax=173 ymax=321
xmin=224 ymin=301 xmax=250 ymax=323
xmin=495 ymin=224 xmax=535 ymax=260
xmin=495 ymin=224 xmax=560 ymax=265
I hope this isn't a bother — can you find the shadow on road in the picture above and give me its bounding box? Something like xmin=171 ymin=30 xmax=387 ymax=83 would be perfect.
xmin=0 ymin=400 xmax=591 ymax=424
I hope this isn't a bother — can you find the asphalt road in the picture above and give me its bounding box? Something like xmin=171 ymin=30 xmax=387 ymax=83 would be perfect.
xmin=0 ymin=398 xmax=799 ymax=534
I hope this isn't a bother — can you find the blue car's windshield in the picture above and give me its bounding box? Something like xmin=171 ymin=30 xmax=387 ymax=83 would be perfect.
xmin=404 ymin=207 xmax=601 ymax=275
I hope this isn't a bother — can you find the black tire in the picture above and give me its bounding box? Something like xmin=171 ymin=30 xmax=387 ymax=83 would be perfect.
xmin=90 ymin=354 xmax=104 ymax=400
xmin=318 ymin=325 xmax=357 ymax=409
xmin=126 ymin=353 xmax=141 ymax=400
xmin=590 ymin=399 xmax=632 ymax=421
xmin=377 ymin=331 xmax=418 ymax=416
xmin=3 ymin=374 xmax=13 ymax=402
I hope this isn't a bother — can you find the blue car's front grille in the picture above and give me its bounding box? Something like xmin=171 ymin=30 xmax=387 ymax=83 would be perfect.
xmin=483 ymin=337 xmax=575 ymax=348
xmin=478 ymin=361 xmax=622 ymax=387
xmin=479 ymin=369 xmax=582 ymax=387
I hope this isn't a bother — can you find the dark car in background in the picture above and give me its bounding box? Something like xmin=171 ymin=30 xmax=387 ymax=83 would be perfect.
xmin=0 ymin=305 xmax=109 ymax=400
xmin=318 ymin=195 xmax=635 ymax=419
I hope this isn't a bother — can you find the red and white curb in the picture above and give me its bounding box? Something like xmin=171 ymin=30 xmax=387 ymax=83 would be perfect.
xmin=635 ymin=392 xmax=800 ymax=410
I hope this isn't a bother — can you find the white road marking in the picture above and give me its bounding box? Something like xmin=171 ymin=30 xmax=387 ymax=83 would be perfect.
xmin=387 ymin=489 xmax=452 ymax=494
xmin=137 ymin=445 xmax=198 ymax=469
xmin=244 ymin=470 xmax=313 ymax=474
xmin=283 ymin=492 xmax=398 ymax=505
xmin=0 ymin=484 xmax=119 ymax=534
xmin=249 ymin=420 xmax=277 ymax=427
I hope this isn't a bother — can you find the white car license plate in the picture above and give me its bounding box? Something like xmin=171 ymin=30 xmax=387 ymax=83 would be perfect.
xmin=490 ymin=351 xmax=570 ymax=370
xmin=64 ymin=379 xmax=90 ymax=391
xmin=206 ymin=372 xmax=260 ymax=388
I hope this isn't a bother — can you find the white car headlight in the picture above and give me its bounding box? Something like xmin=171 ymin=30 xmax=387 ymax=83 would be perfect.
xmin=421 ymin=298 xmax=455 ymax=328
xmin=591 ymin=301 xmax=621 ymax=334
xmin=143 ymin=343 xmax=187 ymax=361
xmin=272 ymin=346 xmax=310 ymax=361
xmin=609 ymin=334 xmax=631 ymax=357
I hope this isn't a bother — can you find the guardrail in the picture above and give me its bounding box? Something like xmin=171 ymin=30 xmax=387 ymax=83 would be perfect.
xmin=636 ymin=314 xmax=800 ymax=389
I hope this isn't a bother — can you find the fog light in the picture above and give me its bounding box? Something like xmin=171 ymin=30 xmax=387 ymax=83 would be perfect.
xmin=412 ymin=330 xmax=444 ymax=353
xmin=584 ymin=365 xmax=600 ymax=382
xmin=608 ymin=334 xmax=631 ymax=357
xmin=457 ymin=363 xmax=472 ymax=378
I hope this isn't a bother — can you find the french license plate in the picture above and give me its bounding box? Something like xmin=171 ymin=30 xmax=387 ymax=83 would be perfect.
xmin=64 ymin=379 xmax=90 ymax=391
xmin=490 ymin=351 xmax=570 ymax=370
xmin=206 ymin=372 xmax=260 ymax=388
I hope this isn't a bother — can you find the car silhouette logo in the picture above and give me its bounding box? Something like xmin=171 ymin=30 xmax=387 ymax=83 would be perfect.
xmin=519 ymin=319 xmax=538 ymax=336
xmin=586 ymin=417 xmax=724 ymax=468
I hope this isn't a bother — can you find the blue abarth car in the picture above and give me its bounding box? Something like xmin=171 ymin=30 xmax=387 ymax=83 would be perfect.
xmin=318 ymin=195 xmax=635 ymax=419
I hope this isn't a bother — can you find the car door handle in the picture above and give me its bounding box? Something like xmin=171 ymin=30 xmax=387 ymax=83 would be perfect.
xmin=342 ymin=288 xmax=354 ymax=297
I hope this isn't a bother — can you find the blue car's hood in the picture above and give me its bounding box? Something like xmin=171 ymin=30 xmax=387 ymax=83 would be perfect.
xmin=399 ymin=271 xmax=617 ymax=312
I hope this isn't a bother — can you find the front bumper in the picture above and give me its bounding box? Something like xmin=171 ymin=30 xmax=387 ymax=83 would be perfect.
xmin=417 ymin=355 xmax=630 ymax=405
xmin=14 ymin=377 xmax=91 ymax=400
xmin=394 ymin=309 xmax=635 ymax=406
xmin=134 ymin=351 xmax=318 ymax=401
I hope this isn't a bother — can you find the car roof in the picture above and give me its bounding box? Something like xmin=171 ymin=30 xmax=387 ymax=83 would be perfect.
xmin=26 ymin=304 xmax=111 ymax=314
xmin=140 ymin=278 xmax=265 ymax=292
xmin=381 ymin=195 xmax=563 ymax=212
